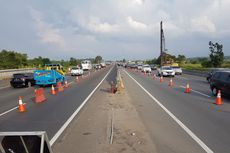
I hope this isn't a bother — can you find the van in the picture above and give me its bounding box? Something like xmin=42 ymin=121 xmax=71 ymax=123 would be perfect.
xmin=210 ymin=71 xmax=230 ymax=96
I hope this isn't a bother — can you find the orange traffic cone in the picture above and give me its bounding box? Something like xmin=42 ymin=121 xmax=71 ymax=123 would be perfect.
xmin=50 ymin=85 xmax=56 ymax=95
xmin=64 ymin=80 xmax=68 ymax=88
xmin=153 ymin=74 xmax=156 ymax=80
xmin=185 ymin=83 xmax=191 ymax=93
xmin=75 ymin=76 xmax=79 ymax=83
xmin=57 ymin=82 xmax=64 ymax=92
xmin=215 ymin=90 xmax=222 ymax=105
xmin=18 ymin=96 xmax=25 ymax=112
xmin=168 ymin=78 xmax=173 ymax=87
xmin=160 ymin=76 xmax=164 ymax=83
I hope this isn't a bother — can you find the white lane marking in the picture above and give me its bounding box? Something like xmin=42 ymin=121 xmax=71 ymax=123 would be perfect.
xmin=180 ymin=86 xmax=211 ymax=98
xmin=124 ymin=70 xmax=214 ymax=153
xmin=50 ymin=66 xmax=114 ymax=146
xmin=68 ymin=81 xmax=74 ymax=85
xmin=0 ymin=103 xmax=27 ymax=117
xmin=0 ymin=86 xmax=10 ymax=90
xmin=175 ymin=75 xmax=189 ymax=80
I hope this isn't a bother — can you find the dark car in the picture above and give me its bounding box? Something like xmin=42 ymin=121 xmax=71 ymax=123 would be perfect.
xmin=150 ymin=64 xmax=157 ymax=70
xmin=206 ymin=68 xmax=230 ymax=83
xmin=210 ymin=71 xmax=230 ymax=96
xmin=10 ymin=73 xmax=35 ymax=88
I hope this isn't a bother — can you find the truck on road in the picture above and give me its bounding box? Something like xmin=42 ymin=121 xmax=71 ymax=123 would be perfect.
xmin=34 ymin=64 xmax=65 ymax=86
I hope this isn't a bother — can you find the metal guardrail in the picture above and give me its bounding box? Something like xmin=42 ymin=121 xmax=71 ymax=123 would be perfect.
xmin=0 ymin=131 xmax=53 ymax=153
xmin=0 ymin=68 xmax=34 ymax=80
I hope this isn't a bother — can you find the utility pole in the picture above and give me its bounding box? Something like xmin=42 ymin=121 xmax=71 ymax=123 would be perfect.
xmin=160 ymin=21 xmax=165 ymax=66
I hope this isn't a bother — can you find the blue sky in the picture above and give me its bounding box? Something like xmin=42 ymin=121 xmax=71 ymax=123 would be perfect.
xmin=0 ymin=0 xmax=230 ymax=60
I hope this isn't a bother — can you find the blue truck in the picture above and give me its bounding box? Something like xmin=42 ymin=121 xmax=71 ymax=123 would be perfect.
xmin=33 ymin=64 xmax=66 ymax=85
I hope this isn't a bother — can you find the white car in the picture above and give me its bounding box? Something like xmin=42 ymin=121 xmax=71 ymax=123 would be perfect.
xmin=142 ymin=65 xmax=152 ymax=73
xmin=137 ymin=64 xmax=143 ymax=70
xmin=70 ymin=67 xmax=84 ymax=76
xmin=157 ymin=66 xmax=175 ymax=77
xmin=100 ymin=62 xmax=106 ymax=68
xmin=172 ymin=66 xmax=182 ymax=75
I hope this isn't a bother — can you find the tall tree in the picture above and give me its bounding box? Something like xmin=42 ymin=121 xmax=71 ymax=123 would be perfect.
xmin=69 ymin=57 xmax=78 ymax=66
xmin=177 ymin=54 xmax=186 ymax=64
xmin=209 ymin=41 xmax=224 ymax=67
xmin=94 ymin=55 xmax=102 ymax=64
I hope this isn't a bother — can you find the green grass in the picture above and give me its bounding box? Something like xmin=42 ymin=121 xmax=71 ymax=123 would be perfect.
xmin=222 ymin=61 xmax=230 ymax=68
xmin=180 ymin=63 xmax=209 ymax=72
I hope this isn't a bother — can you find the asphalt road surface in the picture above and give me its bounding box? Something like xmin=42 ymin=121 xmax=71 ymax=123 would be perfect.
xmin=0 ymin=65 xmax=229 ymax=153
xmin=123 ymin=67 xmax=230 ymax=153
xmin=0 ymin=65 xmax=114 ymax=145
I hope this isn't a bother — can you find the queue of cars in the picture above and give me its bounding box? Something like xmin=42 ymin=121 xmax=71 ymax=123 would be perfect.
xmin=120 ymin=63 xmax=182 ymax=77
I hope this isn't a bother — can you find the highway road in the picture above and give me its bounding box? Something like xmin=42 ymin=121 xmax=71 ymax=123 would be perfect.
xmin=0 ymin=65 xmax=230 ymax=153
xmin=0 ymin=65 xmax=115 ymax=145
xmin=122 ymin=67 xmax=230 ymax=153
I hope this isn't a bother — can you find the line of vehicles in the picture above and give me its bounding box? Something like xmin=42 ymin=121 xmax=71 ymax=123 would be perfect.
xmin=10 ymin=63 xmax=66 ymax=88
xmin=10 ymin=60 xmax=111 ymax=88
xmin=118 ymin=62 xmax=229 ymax=96
xmin=118 ymin=62 xmax=182 ymax=77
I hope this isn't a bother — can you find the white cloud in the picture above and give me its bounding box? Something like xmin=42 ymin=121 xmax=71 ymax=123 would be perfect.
xmin=30 ymin=8 xmax=65 ymax=46
xmin=191 ymin=16 xmax=216 ymax=33
xmin=88 ymin=19 xmax=120 ymax=33
xmin=2 ymin=0 xmax=230 ymax=60
xmin=133 ymin=0 xmax=145 ymax=5
xmin=127 ymin=16 xmax=147 ymax=30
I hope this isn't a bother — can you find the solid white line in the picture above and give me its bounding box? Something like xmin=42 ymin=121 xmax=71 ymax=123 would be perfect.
xmin=124 ymin=70 xmax=214 ymax=153
xmin=0 ymin=103 xmax=27 ymax=117
xmin=180 ymin=86 xmax=211 ymax=98
xmin=50 ymin=66 xmax=114 ymax=146
xmin=0 ymin=86 xmax=10 ymax=90
xmin=175 ymin=75 xmax=189 ymax=80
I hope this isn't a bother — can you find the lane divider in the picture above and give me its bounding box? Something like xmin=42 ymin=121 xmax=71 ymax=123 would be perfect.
xmin=180 ymin=86 xmax=211 ymax=98
xmin=132 ymin=69 xmax=212 ymax=99
xmin=0 ymin=85 xmax=10 ymax=90
xmin=124 ymin=70 xmax=214 ymax=153
xmin=0 ymin=103 xmax=27 ymax=117
xmin=50 ymin=66 xmax=114 ymax=146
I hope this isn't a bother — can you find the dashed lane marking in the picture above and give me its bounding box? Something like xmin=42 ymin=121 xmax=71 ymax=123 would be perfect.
xmin=0 ymin=86 xmax=10 ymax=90
xmin=180 ymin=86 xmax=211 ymax=98
xmin=0 ymin=103 xmax=27 ymax=117
xmin=124 ymin=70 xmax=214 ymax=153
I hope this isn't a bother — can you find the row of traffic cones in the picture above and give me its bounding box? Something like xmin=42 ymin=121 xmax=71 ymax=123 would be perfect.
xmin=152 ymin=74 xmax=222 ymax=105
xmin=18 ymin=80 xmax=69 ymax=113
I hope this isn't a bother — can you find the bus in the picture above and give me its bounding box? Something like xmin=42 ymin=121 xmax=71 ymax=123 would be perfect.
xmin=81 ymin=60 xmax=92 ymax=71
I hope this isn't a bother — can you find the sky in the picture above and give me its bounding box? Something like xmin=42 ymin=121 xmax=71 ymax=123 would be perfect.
xmin=0 ymin=0 xmax=230 ymax=60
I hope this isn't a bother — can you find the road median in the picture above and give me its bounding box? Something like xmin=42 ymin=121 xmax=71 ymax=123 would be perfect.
xmin=52 ymin=67 xmax=156 ymax=153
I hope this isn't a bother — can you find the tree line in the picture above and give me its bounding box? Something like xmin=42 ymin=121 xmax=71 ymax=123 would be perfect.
xmin=146 ymin=41 xmax=226 ymax=68
xmin=0 ymin=49 xmax=103 ymax=70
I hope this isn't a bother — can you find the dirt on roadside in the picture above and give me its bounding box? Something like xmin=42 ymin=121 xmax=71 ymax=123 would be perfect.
xmin=52 ymin=74 xmax=157 ymax=153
